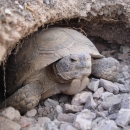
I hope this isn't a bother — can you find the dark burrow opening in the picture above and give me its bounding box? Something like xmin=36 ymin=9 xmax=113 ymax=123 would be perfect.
xmin=0 ymin=18 xmax=130 ymax=105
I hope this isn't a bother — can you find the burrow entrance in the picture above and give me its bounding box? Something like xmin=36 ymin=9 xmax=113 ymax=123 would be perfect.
xmin=0 ymin=18 xmax=130 ymax=104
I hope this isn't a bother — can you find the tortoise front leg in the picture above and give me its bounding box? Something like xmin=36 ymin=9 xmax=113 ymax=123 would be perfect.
xmin=0 ymin=83 xmax=42 ymax=114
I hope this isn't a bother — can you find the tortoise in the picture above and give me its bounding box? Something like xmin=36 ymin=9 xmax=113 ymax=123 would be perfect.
xmin=0 ymin=27 xmax=120 ymax=113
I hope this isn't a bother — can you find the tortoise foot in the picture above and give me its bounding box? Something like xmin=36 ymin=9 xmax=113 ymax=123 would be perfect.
xmin=92 ymin=57 xmax=120 ymax=81
xmin=0 ymin=84 xmax=41 ymax=114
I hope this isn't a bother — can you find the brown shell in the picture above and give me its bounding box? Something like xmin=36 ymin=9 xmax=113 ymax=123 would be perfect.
xmin=6 ymin=27 xmax=103 ymax=95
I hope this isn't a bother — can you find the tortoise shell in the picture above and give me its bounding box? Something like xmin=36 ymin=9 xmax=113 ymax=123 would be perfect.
xmin=6 ymin=27 xmax=103 ymax=95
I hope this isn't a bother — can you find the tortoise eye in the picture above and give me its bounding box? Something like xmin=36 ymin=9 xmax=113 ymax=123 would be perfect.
xmin=70 ymin=58 xmax=77 ymax=63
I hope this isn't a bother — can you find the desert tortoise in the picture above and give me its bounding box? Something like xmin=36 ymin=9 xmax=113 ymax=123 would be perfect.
xmin=0 ymin=28 xmax=119 ymax=113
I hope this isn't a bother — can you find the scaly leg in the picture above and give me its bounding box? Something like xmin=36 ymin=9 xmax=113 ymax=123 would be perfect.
xmin=0 ymin=83 xmax=42 ymax=114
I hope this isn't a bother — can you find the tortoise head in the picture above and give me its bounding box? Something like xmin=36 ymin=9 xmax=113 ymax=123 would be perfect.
xmin=52 ymin=52 xmax=91 ymax=83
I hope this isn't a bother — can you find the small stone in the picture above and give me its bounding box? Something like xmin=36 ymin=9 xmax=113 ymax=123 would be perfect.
xmin=98 ymin=104 xmax=104 ymax=112
xmin=107 ymin=113 xmax=118 ymax=120
xmin=44 ymin=98 xmax=59 ymax=108
xmin=117 ymin=78 xmax=125 ymax=84
xmin=17 ymin=116 xmax=37 ymax=128
xmin=97 ymin=111 xmax=109 ymax=117
xmin=100 ymin=79 xmax=119 ymax=94
xmin=37 ymin=107 xmax=44 ymax=116
xmin=60 ymin=123 xmax=77 ymax=130
xmin=57 ymin=113 xmax=76 ymax=123
xmin=26 ymin=109 xmax=37 ymax=117
xmin=44 ymin=121 xmax=59 ymax=130
xmin=53 ymin=119 xmax=62 ymax=128
xmin=47 ymin=109 xmax=55 ymax=120
xmin=116 ymin=83 xmax=129 ymax=93
xmin=101 ymin=92 xmax=114 ymax=100
xmin=93 ymin=119 xmax=119 ymax=130
xmin=14 ymin=110 xmax=21 ymax=121
xmin=1 ymin=107 xmax=21 ymax=121
xmin=101 ymin=95 xmax=123 ymax=110
xmin=116 ymin=109 xmax=130 ymax=126
xmin=23 ymin=126 xmax=44 ymax=130
xmin=108 ymin=103 xmax=121 ymax=114
xmin=37 ymin=117 xmax=50 ymax=126
xmin=5 ymin=8 xmax=12 ymax=15
xmin=88 ymin=78 xmax=99 ymax=92
xmin=93 ymin=87 xmax=104 ymax=99
xmin=118 ymin=53 xmax=129 ymax=60
xmin=84 ymin=95 xmax=97 ymax=109
xmin=64 ymin=104 xmax=83 ymax=113
xmin=120 ymin=46 xmax=130 ymax=54
xmin=0 ymin=116 xmax=21 ymax=130
xmin=54 ymin=105 xmax=63 ymax=118
xmin=121 ymin=99 xmax=130 ymax=109
xmin=122 ymin=72 xmax=130 ymax=79
xmin=93 ymin=117 xmax=104 ymax=123
xmin=73 ymin=109 xmax=96 ymax=130
xmin=71 ymin=91 xmax=92 ymax=105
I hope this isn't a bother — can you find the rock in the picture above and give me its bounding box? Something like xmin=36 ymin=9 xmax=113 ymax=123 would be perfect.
xmin=118 ymin=53 xmax=129 ymax=60
xmin=97 ymin=104 xmax=104 ymax=112
xmin=88 ymin=78 xmax=99 ymax=92
xmin=71 ymin=91 xmax=92 ymax=105
xmin=93 ymin=119 xmax=120 ymax=130
xmin=57 ymin=113 xmax=76 ymax=123
xmin=37 ymin=117 xmax=50 ymax=126
xmin=97 ymin=111 xmax=109 ymax=117
xmin=44 ymin=98 xmax=59 ymax=108
xmin=122 ymin=72 xmax=130 ymax=79
xmin=101 ymin=94 xmax=123 ymax=110
xmin=93 ymin=87 xmax=104 ymax=99
xmin=117 ymin=78 xmax=125 ymax=84
xmin=93 ymin=117 xmax=104 ymax=124
xmin=107 ymin=113 xmax=118 ymax=120
xmin=73 ymin=109 xmax=96 ymax=130
xmin=26 ymin=109 xmax=37 ymax=118
xmin=84 ymin=95 xmax=97 ymax=109
xmin=44 ymin=121 xmax=59 ymax=130
xmin=116 ymin=109 xmax=130 ymax=126
xmin=47 ymin=108 xmax=55 ymax=120
xmin=64 ymin=104 xmax=83 ymax=113
xmin=17 ymin=116 xmax=37 ymax=128
xmin=0 ymin=116 xmax=21 ymax=130
xmin=116 ymin=83 xmax=130 ymax=93
xmin=121 ymin=99 xmax=130 ymax=109
xmin=54 ymin=105 xmax=63 ymax=118
xmin=99 ymin=79 xmax=119 ymax=94
xmin=60 ymin=123 xmax=77 ymax=130
xmin=53 ymin=119 xmax=63 ymax=128
xmin=101 ymin=92 xmax=114 ymax=100
xmin=108 ymin=103 xmax=121 ymax=114
xmin=37 ymin=107 xmax=44 ymax=116
xmin=23 ymin=126 xmax=44 ymax=130
xmin=1 ymin=107 xmax=21 ymax=121
xmin=120 ymin=46 xmax=130 ymax=54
